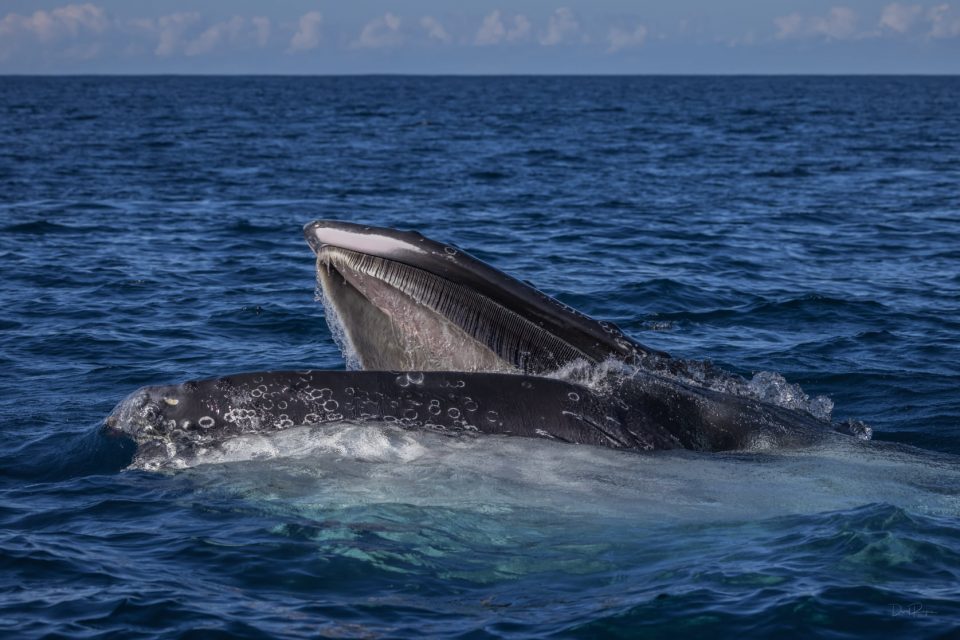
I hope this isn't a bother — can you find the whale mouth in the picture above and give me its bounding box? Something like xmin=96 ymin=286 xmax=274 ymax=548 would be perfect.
xmin=313 ymin=245 xmax=527 ymax=372
xmin=304 ymin=220 xmax=659 ymax=374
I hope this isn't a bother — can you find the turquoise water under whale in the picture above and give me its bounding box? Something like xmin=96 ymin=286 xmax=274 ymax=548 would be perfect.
xmin=1 ymin=76 xmax=959 ymax=638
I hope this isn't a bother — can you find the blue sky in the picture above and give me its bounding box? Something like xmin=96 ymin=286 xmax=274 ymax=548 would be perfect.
xmin=1 ymin=1 xmax=959 ymax=73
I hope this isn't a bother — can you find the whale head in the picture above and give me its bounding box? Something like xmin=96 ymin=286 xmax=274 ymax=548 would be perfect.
xmin=103 ymin=376 xmax=255 ymax=466
xmin=304 ymin=220 xmax=665 ymax=374
xmin=103 ymin=382 xmax=201 ymax=443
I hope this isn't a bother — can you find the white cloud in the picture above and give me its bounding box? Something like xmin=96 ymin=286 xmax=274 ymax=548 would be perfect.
xmin=288 ymin=11 xmax=323 ymax=53
xmin=137 ymin=12 xmax=200 ymax=57
xmin=509 ymin=15 xmax=532 ymax=42
xmin=183 ymin=15 xmax=270 ymax=56
xmin=880 ymin=4 xmax=923 ymax=32
xmin=4 ymin=2 xmax=957 ymax=69
xmin=185 ymin=16 xmax=246 ymax=56
xmin=0 ymin=3 xmax=108 ymax=44
xmin=928 ymin=3 xmax=960 ymax=37
xmin=774 ymin=13 xmax=805 ymax=39
xmin=607 ymin=24 xmax=648 ymax=52
xmin=184 ymin=22 xmax=223 ymax=56
xmin=475 ymin=10 xmax=531 ymax=45
xmin=817 ymin=7 xmax=858 ymax=38
xmin=420 ymin=16 xmax=451 ymax=44
xmin=126 ymin=12 xmax=271 ymax=57
xmin=539 ymin=7 xmax=580 ymax=46
xmin=354 ymin=12 xmax=402 ymax=49
xmin=774 ymin=6 xmax=858 ymax=40
xmin=0 ymin=5 xmax=273 ymax=61
xmin=475 ymin=10 xmax=506 ymax=45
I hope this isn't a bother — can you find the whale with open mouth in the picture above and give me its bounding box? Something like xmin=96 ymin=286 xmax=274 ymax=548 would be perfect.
xmin=302 ymin=219 xmax=669 ymax=374
xmin=105 ymin=220 xmax=871 ymax=469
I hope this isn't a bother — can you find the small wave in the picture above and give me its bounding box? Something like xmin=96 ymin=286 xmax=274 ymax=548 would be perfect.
xmin=752 ymin=166 xmax=813 ymax=178
xmin=0 ymin=428 xmax=135 ymax=481
xmin=581 ymin=106 xmax=627 ymax=114
xmin=468 ymin=170 xmax=511 ymax=181
xmin=0 ymin=220 xmax=88 ymax=234
xmin=548 ymin=357 xmax=835 ymax=422
xmin=652 ymin=294 xmax=887 ymax=325
xmin=229 ymin=218 xmax=279 ymax=234
xmin=520 ymin=148 xmax=585 ymax=164
xmin=615 ymin=278 xmax=758 ymax=314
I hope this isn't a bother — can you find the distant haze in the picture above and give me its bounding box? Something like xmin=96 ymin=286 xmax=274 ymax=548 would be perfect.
xmin=1 ymin=1 xmax=959 ymax=74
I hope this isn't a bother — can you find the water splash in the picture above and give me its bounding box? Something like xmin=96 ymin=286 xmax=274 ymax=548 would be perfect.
xmin=131 ymin=422 xmax=431 ymax=471
xmin=549 ymin=356 xmax=835 ymax=422
xmin=315 ymin=258 xmax=362 ymax=370
xmin=143 ymin=422 xmax=958 ymax=526
xmin=747 ymin=371 xmax=834 ymax=421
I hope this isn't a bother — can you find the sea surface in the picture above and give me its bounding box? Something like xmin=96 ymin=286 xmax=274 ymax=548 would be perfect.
xmin=1 ymin=76 xmax=959 ymax=638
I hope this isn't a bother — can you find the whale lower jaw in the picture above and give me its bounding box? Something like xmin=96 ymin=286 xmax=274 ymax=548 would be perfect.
xmin=315 ymin=245 xmax=583 ymax=374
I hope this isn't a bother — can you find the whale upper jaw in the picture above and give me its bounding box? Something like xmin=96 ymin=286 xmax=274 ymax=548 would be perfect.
xmin=303 ymin=220 xmax=663 ymax=375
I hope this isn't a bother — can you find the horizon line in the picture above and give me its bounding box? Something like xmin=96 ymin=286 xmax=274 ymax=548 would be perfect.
xmin=2 ymin=72 xmax=959 ymax=78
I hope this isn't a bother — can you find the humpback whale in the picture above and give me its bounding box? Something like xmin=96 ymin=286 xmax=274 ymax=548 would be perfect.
xmin=106 ymin=220 xmax=871 ymax=467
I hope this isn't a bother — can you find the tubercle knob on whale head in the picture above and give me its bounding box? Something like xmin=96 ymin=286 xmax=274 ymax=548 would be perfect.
xmin=102 ymin=385 xmax=181 ymax=439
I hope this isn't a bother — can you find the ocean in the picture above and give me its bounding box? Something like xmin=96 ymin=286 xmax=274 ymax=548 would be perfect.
xmin=1 ymin=76 xmax=958 ymax=638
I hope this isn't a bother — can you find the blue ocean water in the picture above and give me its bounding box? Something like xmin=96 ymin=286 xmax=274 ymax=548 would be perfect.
xmin=1 ymin=76 xmax=959 ymax=638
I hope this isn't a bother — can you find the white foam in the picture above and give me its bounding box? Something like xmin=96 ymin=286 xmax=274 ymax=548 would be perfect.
xmin=134 ymin=422 xmax=429 ymax=470
xmin=139 ymin=421 xmax=960 ymax=525
xmin=547 ymin=356 xmax=836 ymax=422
